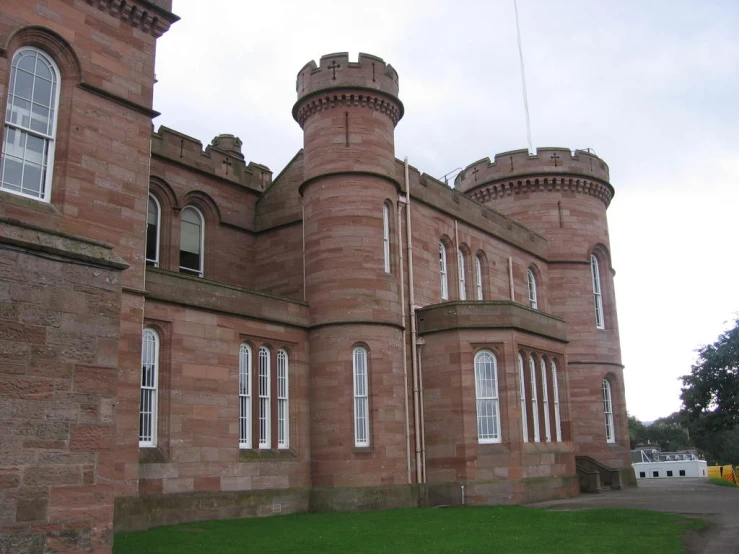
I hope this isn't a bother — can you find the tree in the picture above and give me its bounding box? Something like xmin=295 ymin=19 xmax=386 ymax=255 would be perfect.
xmin=628 ymin=413 xmax=647 ymax=449
xmin=680 ymin=318 xmax=739 ymax=430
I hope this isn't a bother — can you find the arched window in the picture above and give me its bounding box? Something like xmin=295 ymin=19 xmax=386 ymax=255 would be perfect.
xmin=518 ymin=353 xmax=528 ymax=443
xmin=439 ymin=242 xmax=448 ymax=300
xmin=277 ymin=349 xmax=289 ymax=449
xmin=179 ymin=206 xmax=204 ymax=277
xmin=146 ymin=194 xmax=161 ymax=267
xmin=353 ymin=346 xmax=369 ymax=447
xmin=1 ymin=48 xmax=60 ymax=201
xmin=527 ymin=268 xmax=538 ymax=310
xmin=591 ymin=255 xmax=605 ymax=329
xmin=458 ymin=249 xmax=466 ymax=300
xmin=541 ymin=358 xmax=552 ymax=442
xmin=474 ymin=255 xmax=483 ymax=300
xmin=383 ymin=203 xmax=391 ymax=273
xmin=602 ymin=379 xmax=615 ymax=443
xmin=529 ymin=354 xmax=540 ymax=442
xmin=139 ymin=328 xmax=159 ymax=447
xmin=238 ymin=343 xmax=252 ymax=449
xmin=551 ymin=360 xmax=562 ymax=442
xmin=258 ymin=346 xmax=271 ymax=449
xmin=474 ymin=350 xmax=501 ymax=443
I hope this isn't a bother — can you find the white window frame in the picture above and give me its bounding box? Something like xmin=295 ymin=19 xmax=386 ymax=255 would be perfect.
xmin=238 ymin=343 xmax=252 ymax=449
xmin=457 ymin=249 xmax=466 ymax=300
xmin=139 ymin=328 xmax=159 ymax=447
xmin=529 ymin=355 xmax=540 ymax=442
xmin=383 ymin=203 xmax=391 ymax=273
xmin=258 ymin=346 xmax=271 ymax=449
xmin=179 ymin=206 xmax=205 ymax=277
xmin=551 ymin=360 xmax=562 ymax=442
xmin=277 ymin=349 xmax=289 ymax=449
xmin=439 ymin=242 xmax=448 ymax=300
xmin=602 ymin=379 xmax=615 ymax=443
xmin=353 ymin=346 xmax=370 ymax=447
xmin=518 ymin=353 xmax=528 ymax=443
xmin=146 ymin=194 xmax=161 ymax=267
xmin=1 ymin=47 xmax=60 ymax=202
xmin=474 ymin=350 xmax=501 ymax=443
xmin=527 ymin=268 xmax=538 ymax=310
xmin=591 ymin=254 xmax=605 ymax=329
xmin=474 ymin=255 xmax=483 ymax=300
xmin=541 ymin=358 xmax=552 ymax=442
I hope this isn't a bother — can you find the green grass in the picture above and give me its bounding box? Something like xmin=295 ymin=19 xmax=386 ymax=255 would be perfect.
xmin=114 ymin=506 xmax=702 ymax=554
xmin=708 ymin=477 xmax=738 ymax=487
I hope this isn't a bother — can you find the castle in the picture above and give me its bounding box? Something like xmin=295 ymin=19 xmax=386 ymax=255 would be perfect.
xmin=0 ymin=1 xmax=634 ymax=552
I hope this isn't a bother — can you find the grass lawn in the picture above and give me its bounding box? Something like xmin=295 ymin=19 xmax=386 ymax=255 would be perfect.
xmin=114 ymin=506 xmax=702 ymax=554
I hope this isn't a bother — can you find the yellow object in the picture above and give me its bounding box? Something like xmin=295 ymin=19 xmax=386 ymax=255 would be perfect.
xmin=721 ymin=465 xmax=736 ymax=483
xmin=707 ymin=466 xmax=722 ymax=479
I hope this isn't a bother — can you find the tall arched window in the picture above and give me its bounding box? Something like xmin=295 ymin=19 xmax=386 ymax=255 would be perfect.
xmin=277 ymin=349 xmax=289 ymax=449
xmin=439 ymin=242 xmax=448 ymax=300
xmin=474 ymin=255 xmax=483 ymax=300
xmin=541 ymin=358 xmax=552 ymax=442
xmin=383 ymin=203 xmax=391 ymax=273
xmin=527 ymin=268 xmax=538 ymax=310
xmin=1 ymin=48 xmax=60 ymax=201
xmin=353 ymin=346 xmax=370 ymax=447
xmin=146 ymin=194 xmax=161 ymax=267
xmin=238 ymin=343 xmax=252 ymax=449
xmin=529 ymin=355 xmax=540 ymax=442
xmin=551 ymin=360 xmax=562 ymax=442
xmin=591 ymin=255 xmax=605 ymax=329
xmin=602 ymin=379 xmax=615 ymax=443
xmin=474 ymin=350 xmax=501 ymax=443
xmin=258 ymin=346 xmax=271 ymax=449
xmin=458 ymin=249 xmax=466 ymax=300
xmin=180 ymin=206 xmax=204 ymax=277
xmin=518 ymin=353 xmax=528 ymax=443
xmin=139 ymin=328 xmax=159 ymax=447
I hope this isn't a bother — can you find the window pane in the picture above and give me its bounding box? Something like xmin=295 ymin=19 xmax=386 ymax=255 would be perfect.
xmin=17 ymin=53 xmax=36 ymax=73
xmin=14 ymin=70 xmax=33 ymax=100
xmin=180 ymin=219 xmax=201 ymax=253
xmin=1 ymin=156 xmax=23 ymax=190
xmin=30 ymin=103 xmax=50 ymax=135
xmin=9 ymin=97 xmax=31 ymax=128
xmin=21 ymin=162 xmax=42 ymax=195
xmin=32 ymin=77 xmax=52 ymax=107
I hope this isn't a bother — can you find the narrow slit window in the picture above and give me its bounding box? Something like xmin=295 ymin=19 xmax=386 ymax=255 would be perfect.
xmin=239 ymin=344 xmax=252 ymax=449
xmin=277 ymin=349 xmax=289 ymax=449
xmin=518 ymin=353 xmax=528 ymax=443
xmin=591 ymin=255 xmax=605 ymax=329
xmin=529 ymin=355 xmax=540 ymax=442
xmin=527 ymin=268 xmax=538 ymax=310
xmin=602 ymin=379 xmax=615 ymax=443
xmin=439 ymin=243 xmax=448 ymax=300
xmin=353 ymin=346 xmax=369 ymax=447
xmin=551 ymin=360 xmax=562 ymax=442
xmin=139 ymin=328 xmax=159 ymax=447
xmin=475 ymin=350 xmax=501 ymax=443
xmin=458 ymin=250 xmax=466 ymax=300
xmin=179 ymin=206 xmax=204 ymax=277
xmin=474 ymin=255 xmax=483 ymax=300
xmin=383 ymin=204 xmax=391 ymax=273
xmin=541 ymin=358 xmax=551 ymax=442
xmin=146 ymin=194 xmax=160 ymax=267
xmin=258 ymin=346 xmax=271 ymax=448
xmin=1 ymin=48 xmax=60 ymax=202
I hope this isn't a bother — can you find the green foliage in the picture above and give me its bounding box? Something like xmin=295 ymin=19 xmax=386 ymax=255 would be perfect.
xmin=707 ymin=477 xmax=738 ymax=488
xmin=687 ymin=421 xmax=739 ymax=466
xmin=114 ymin=507 xmax=696 ymax=554
xmin=629 ymin=412 xmax=692 ymax=452
xmin=681 ymin=318 xmax=739 ymax=430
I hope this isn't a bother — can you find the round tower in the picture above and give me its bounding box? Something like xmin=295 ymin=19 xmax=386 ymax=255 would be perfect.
xmin=455 ymin=148 xmax=631 ymax=473
xmin=293 ymin=53 xmax=410 ymax=495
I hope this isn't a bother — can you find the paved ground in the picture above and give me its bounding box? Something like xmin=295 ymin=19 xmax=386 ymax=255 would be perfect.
xmin=529 ymin=479 xmax=738 ymax=554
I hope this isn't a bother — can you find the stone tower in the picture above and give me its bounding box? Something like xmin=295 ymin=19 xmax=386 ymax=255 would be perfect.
xmin=293 ymin=53 xmax=410 ymax=499
xmin=455 ymin=148 xmax=632 ymax=472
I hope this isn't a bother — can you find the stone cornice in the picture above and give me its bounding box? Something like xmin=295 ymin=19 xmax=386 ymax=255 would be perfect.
xmin=293 ymin=88 xmax=404 ymax=128
xmin=84 ymin=0 xmax=180 ymax=38
xmin=467 ymin=174 xmax=614 ymax=207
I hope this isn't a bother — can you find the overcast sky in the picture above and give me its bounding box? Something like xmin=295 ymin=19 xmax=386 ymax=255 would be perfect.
xmin=153 ymin=0 xmax=739 ymax=422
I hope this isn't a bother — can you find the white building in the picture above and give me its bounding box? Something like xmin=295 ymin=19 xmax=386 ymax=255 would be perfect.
xmin=632 ymin=449 xmax=707 ymax=479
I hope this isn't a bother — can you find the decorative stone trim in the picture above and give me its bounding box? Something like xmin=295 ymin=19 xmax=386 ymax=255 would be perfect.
xmin=468 ymin=176 xmax=614 ymax=207
xmin=294 ymin=91 xmax=402 ymax=127
xmin=84 ymin=0 xmax=179 ymax=38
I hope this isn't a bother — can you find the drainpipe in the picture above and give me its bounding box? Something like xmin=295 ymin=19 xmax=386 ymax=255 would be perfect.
xmin=405 ymin=158 xmax=424 ymax=484
xmin=398 ymin=191 xmax=412 ymax=485
xmin=417 ymin=341 xmax=427 ymax=483
xmin=302 ymin=199 xmax=307 ymax=302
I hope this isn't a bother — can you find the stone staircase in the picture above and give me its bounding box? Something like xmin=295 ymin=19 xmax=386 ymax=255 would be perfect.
xmin=575 ymin=456 xmax=624 ymax=493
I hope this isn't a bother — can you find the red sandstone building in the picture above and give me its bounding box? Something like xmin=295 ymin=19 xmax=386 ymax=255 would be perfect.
xmin=0 ymin=1 xmax=634 ymax=552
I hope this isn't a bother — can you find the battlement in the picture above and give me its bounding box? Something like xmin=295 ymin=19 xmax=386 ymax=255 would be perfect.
xmin=151 ymin=126 xmax=271 ymax=192
xmin=296 ymin=52 xmax=400 ymax=101
xmin=454 ymin=148 xmax=610 ymax=193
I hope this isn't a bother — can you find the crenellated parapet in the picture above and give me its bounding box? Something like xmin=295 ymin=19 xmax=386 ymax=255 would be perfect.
xmin=293 ymin=52 xmax=403 ymax=127
xmin=84 ymin=0 xmax=179 ymax=37
xmin=455 ymin=148 xmax=612 ymax=204
xmin=151 ymin=127 xmax=271 ymax=192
